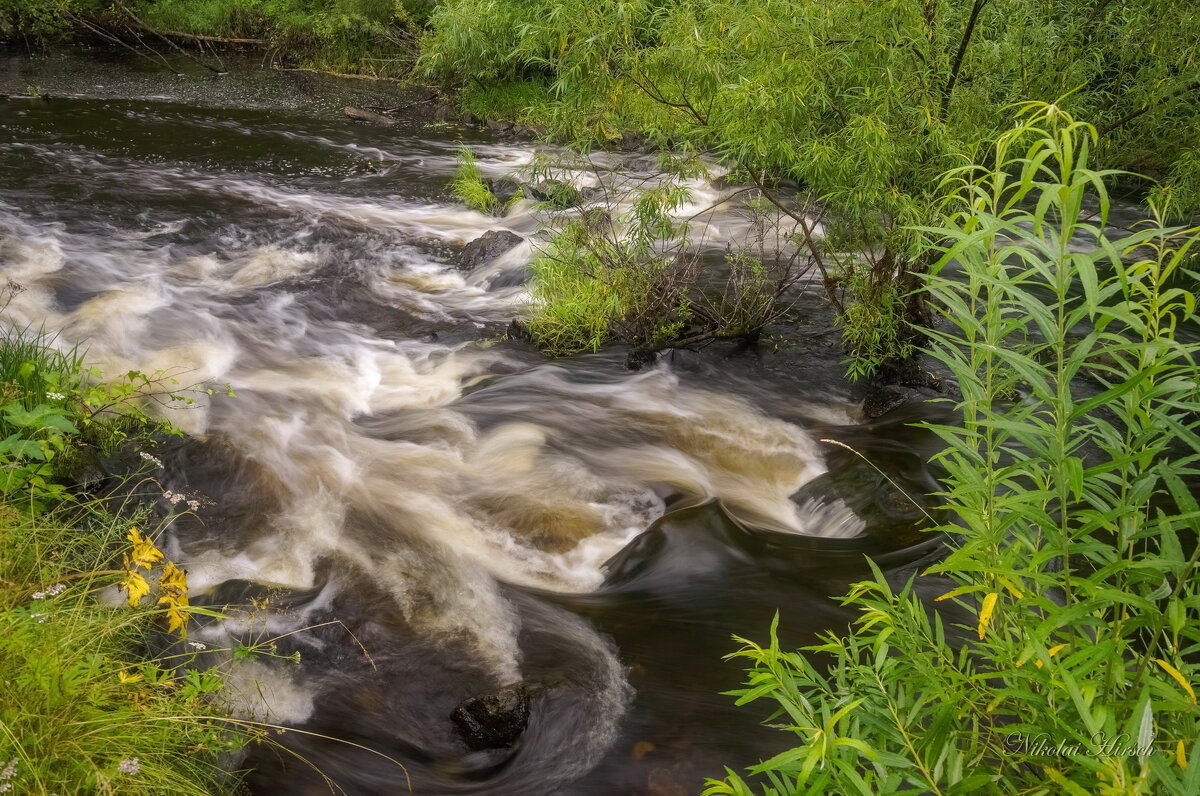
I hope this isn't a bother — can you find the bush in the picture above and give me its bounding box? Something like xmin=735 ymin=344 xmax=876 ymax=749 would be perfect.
xmin=705 ymin=106 xmax=1200 ymax=795
xmin=519 ymin=154 xmax=811 ymax=362
xmin=421 ymin=0 xmax=1200 ymax=377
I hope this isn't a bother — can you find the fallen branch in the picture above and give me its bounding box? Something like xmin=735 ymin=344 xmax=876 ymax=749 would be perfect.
xmin=66 ymin=11 xmax=179 ymax=74
xmin=273 ymin=66 xmax=404 ymax=83
xmin=343 ymin=106 xmax=397 ymax=126
xmin=121 ymin=24 xmax=268 ymax=45
xmin=114 ymin=1 xmax=226 ymax=74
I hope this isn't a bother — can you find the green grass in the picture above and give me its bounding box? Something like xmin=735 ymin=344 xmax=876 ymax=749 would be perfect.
xmin=0 ymin=313 xmax=252 ymax=795
xmin=451 ymin=147 xmax=500 ymax=214
xmin=527 ymin=247 xmax=627 ymax=354
xmin=458 ymin=79 xmax=556 ymax=127
xmin=0 ymin=505 xmax=245 ymax=796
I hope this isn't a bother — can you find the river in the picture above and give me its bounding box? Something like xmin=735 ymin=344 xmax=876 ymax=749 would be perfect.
xmin=0 ymin=51 xmax=952 ymax=795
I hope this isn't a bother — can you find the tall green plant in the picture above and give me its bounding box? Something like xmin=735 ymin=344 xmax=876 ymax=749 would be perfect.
xmin=705 ymin=105 xmax=1200 ymax=795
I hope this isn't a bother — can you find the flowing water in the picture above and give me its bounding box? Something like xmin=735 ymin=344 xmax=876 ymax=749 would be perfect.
xmin=0 ymin=54 xmax=954 ymax=795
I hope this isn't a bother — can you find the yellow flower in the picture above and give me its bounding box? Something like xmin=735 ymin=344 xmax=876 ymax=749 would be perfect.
xmin=119 ymin=570 xmax=150 ymax=607
xmin=118 ymin=670 xmax=144 ymax=684
xmin=1177 ymin=740 xmax=1188 ymax=769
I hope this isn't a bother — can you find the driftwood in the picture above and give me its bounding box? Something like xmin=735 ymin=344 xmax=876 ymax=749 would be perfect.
xmin=343 ymin=106 xmax=398 ymax=126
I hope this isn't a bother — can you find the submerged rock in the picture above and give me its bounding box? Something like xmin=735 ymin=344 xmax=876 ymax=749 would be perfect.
xmin=862 ymin=384 xmax=915 ymax=418
xmin=450 ymin=684 xmax=531 ymax=751
xmin=460 ymin=230 xmax=524 ymax=270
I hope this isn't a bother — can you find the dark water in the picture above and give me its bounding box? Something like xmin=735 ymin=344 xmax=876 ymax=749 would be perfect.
xmin=0 ymin=53 xmax=954 ymax=795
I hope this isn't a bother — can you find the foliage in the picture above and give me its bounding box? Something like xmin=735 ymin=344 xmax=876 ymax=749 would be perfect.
xmin=421 ymin=0 xmax=1200 ymax=374
xmin=0 ymin=505 xmax=250 ymax=795
xmin=451 ymin=147 xmax=500 ymax=214
xmin=458 ymin=79 xmax=556 ymax=129
xmin=520 ymin=153 xmax=808 ymax=361
xmin=705 ymin=107 xmax=1200 ymax=794
xmin=0 ymin=0 xmax=426 ymax=78
xmin=526 ymin=220 xmax=658 ymax=355
xmin=0 ymin=325 xmax=263 ymax=794
xmin=839 ymin=267 xmax=916 ymax=382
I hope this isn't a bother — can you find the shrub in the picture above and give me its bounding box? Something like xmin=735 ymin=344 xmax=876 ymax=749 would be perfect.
xmin=705 ymin=106 xmax=1200 ymax=795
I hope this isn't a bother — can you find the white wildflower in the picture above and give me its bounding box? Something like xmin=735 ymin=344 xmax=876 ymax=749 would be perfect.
xmin=188 ymin=641 xmax=207 ymax=650
xmin=117 ymin=758 xmax=140 ymax=775
xmin=139 ymin=452 xmax=164 ymax=467
xmin=31 ymin=612 xmax=46 ymax=623
xmin=0 ymin=783 xmax=11 ymax=793
xmin=32 ymin=583 xmax=66 ymax=600
xmin=46 ymin=392 xmax=65 ymax=400
xmin=0 ymin=757 xmax=16 ymax=780
xmin=187 ymin=499 xmax=200 ymax=511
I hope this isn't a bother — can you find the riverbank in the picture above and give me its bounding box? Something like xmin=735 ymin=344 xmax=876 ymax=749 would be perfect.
xmin=0 ymin=324 xmax=251 ymax=794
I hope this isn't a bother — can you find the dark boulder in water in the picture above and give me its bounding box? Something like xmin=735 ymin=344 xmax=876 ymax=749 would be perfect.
xmin=862 ymin=384 xmax=916 ymax=418
xmin=460 ymin=230 xmax=524 ymax=270
xmin=451 ymin=684 xmax=531 ymax=750
xmin=487 ymin=176 xmax=524 ymax=205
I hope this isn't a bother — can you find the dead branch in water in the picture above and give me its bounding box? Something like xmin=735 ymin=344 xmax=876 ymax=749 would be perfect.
xmin=343 ymin=106 xmax=398 ymax=126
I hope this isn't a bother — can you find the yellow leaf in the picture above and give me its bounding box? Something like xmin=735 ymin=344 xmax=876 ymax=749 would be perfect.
xmin=127 ymin=527 xmax=163 ymax=571
xmin=935 ymin=584 xmax=978 ymax=602
xmin=158 ymin=562 xmax=190 ymax=638
xmin=120 ymin=570 xmax=150 ymax=607
xmin=118 ymin=671 xmax=144 ymax=684
xmin=1156 ymin=659 xmax=1197 ymax=704
xmin=999 ymin=577 xmax=1025 ymax=599
xmin=159 ymin=561 xmax=188 ymax=596
xmin=1035 ymin=644 xmax=1067 ymax=669
xmin=1177 ymin=740 xmax=1187 ymax=769
xmin=160 ymin=597 xmax=190 ymax=638
xmin=978 ymin=592 xmax=999 ymax=640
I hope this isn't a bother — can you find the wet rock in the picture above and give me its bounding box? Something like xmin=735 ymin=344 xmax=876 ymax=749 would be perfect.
xmin=460 ymin=230 xmax=524 ymax=270
xmin=450 ymin=684 xmax=531 ymax=750
xmin=862 ymin=384 xmax=916 ymax=418
xmin=530 ymin=179 xmax=581 ymax=208
xmin=485 ymin=119 xmax=514 ymax=133
xmin=487 ymin=176 xmax=524 ymax=205
xmin=485 ymin=265 xmax=532 ymax=290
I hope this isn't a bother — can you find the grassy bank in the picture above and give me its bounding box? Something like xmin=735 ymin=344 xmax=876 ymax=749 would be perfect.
xmin=0 ymin=0 xmax=430 ymax=78
xmin=0 ymin=321 xmax=250 ymax=794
